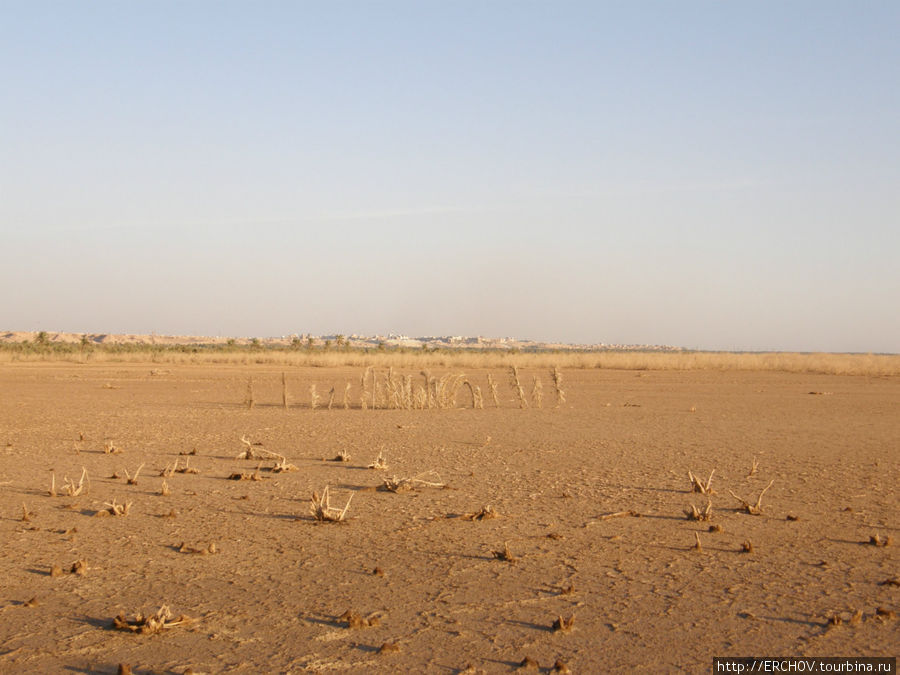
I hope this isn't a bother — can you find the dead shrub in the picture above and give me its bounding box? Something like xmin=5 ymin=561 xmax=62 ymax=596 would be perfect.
xmin=688 ymin=469 xmax=715 ymax=495
xmin=111 ymin=605 xmax=192 ymax=634
xmin=729 ymin=479 xmax=775 ymax=515
xmin=552 ymin=614 xmax=575 ymax=632
xmin=462 ymin=505 xmax=497 ymax=521
xmin=310 ymin=486 xmax=353 ymax=522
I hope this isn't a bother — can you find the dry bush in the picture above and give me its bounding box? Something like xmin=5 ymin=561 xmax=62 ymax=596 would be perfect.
xmin=124 ymin=463 xmax=144 ymax=485
xmin=21 ymin=503 xmax=33 ymax=521
xmin=688 ymin=469 xmax=715 ymax=495
xmin=310 ymin=486 xmax=353 ymax=522
xmin=177 ymin=541 xmax=218 ymax=555
xmin=339 ymin=609 xmax=380 ymax=629
xmin=360 ymin=366 xmax=373 ymax=410
xmin=552 ymin=614 xmax=575 ymax=632
xmin=270 ymin=456 xmax=298 ymax=473
xmin=60 ymin=468 xmax=88 ymax=497
xmin=868 ymin=534 xmax=893 ymax=547
xmin=413 ymin=385 xmax=427 ymax=409
xmin=160 ymin=480 xmax=170 ymax=496
xmin=486 ymin=374 xmax=500 ymax=406
xmin=174 ymin=457 xmax=200 ymax=474
xmin=729 ymin=479 xmax=775 ymax=515
xmin=112 ymin=605 xmax=192 ymax=634
xmin=331 ymin=449 xmax=351 ymax=462
xmin=281 ymin=372 xmax=288 ymax=409
xmin=236 ymin=435 xmax=282 ymax=461
xmin=228 ymin=464 xmax=264 ymax=481
xmin=309 ymin=384 xmax=319 ymax=410
xmin=510 ymin=367 xmax=528 ymax=408
xmin=104 ymin=441 xmax=122 ymax=455
xmin=747 ymin=456 xmax=759 ymax=477
xmin=327 ymin=386 xmax=336 ymax=410
xmin=463 ymin=379 xmax=483 ymax=409
xmin=552 ymin=366 xmax=566 ymax=407
xmin=378 ymin=642 xmax=400 ymax=654
xmin=462 ymin=505 xmax=497 ymax=521
xmin=343 ymin=381 xmax=352 ymax=409
xmin=368 ymin=450 xmax=388 ymax=470
xmin=531 ymin=376 xmax=543 ymax=408
xmin=101 ymin=498 xmax=132 ymax=516
xmin=492 ymin=541 xmax=517 ymax=563
xmin=71 ymin=559 xmax=88 ymax=576
xmin=741 ymin=540 xmax=754 ymax=553
xmin=684 ymin=500 xmax=712 ymax=521
xmin=693 ymin=532 xmax=703 ymax=552
xmin=245 ymin=377 xmax=254 ymax=409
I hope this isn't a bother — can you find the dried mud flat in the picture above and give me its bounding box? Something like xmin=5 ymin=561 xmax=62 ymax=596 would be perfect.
xmin=1 ymin=363 xmax=897 ymax=674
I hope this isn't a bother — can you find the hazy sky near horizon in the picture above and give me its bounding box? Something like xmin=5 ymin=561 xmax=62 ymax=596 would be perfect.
xmin=2 ymin=2 xmax=898 ymax=352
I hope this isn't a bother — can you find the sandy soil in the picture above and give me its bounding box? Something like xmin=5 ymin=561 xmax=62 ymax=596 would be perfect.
xmin=1 ymin=364 xmax=897 ymax=674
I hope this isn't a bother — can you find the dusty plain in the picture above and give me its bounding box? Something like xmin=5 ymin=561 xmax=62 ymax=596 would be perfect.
xmin=1 ymin=362 xmax=897 ymax=673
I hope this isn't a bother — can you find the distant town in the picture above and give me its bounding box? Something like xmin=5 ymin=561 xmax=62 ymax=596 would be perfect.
xmin=1 ymin=330 xmax=683 ymax=353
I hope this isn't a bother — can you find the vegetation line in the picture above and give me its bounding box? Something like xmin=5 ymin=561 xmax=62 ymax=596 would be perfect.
xmin=0 ymin=339 xmax=897 ymax=375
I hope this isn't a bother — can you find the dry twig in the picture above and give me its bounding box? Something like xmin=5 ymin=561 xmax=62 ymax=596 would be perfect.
xmin=380 ymin=471 xmax=445 ymax=493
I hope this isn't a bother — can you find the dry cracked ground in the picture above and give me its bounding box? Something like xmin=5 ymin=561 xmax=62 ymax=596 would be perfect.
xmin=1 ymin=363 xmax=897 ymax=673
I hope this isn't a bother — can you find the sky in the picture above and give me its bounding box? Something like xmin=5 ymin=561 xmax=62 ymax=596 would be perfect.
xmin=2 ymin=1 xmax=898 ymax=353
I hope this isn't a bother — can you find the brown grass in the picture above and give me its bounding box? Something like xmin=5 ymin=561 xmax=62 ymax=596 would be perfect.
xmin=7 ymin=343 xmax=900 ymax=376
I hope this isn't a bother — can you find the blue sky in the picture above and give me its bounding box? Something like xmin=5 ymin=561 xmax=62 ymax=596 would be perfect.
xmin=2 ymin=1 xmax=898 ymax=352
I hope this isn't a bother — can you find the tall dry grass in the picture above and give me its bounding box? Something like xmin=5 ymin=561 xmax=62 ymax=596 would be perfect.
xmin=0 ymin=345 xmax=897 ymax=376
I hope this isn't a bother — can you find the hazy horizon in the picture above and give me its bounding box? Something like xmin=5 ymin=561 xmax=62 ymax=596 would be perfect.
xmin=3 ymin=2 xmax=898 ymax=353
